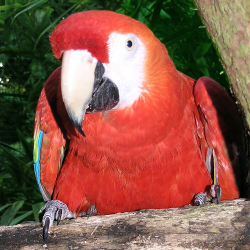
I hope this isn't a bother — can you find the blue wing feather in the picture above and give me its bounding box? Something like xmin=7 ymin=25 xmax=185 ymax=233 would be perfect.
xmin=33 ymin=129 xmax=47 ymax=200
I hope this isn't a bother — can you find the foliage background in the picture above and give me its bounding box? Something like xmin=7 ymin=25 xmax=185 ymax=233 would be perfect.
xmin=0 ymin=0 xmax=229 ymax=225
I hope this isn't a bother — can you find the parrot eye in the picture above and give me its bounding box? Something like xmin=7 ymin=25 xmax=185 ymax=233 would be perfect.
xmin=126 ymin=38 xmax=135 ymax=51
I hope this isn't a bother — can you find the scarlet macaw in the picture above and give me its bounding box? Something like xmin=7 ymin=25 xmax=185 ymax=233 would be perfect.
xmin=33 ymin=10 xmax=245 ymax=239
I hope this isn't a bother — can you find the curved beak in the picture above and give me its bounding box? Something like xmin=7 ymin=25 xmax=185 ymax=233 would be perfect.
xmin=61 ymin=50 xmax=97 ymax=136
xmin=61 ymin=49 xmax=119 ymax=137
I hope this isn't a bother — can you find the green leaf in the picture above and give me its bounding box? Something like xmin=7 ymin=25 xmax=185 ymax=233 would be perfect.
xmin=0 ymin=201 xmax=24 ymax=226
xmin=0 ymin=142 xmax=25 ymax=156
xmin=3 ymin=18 xmax=11 ymax=43
xmin=16 ymin=12 xmax=35 ymax=38
xmin=27 ymin=79 xmax=44 ymax=105
xmin=9 ymin=210 xmax=33 ymax=226
xmin=35 ymin=9 xmax=47 ymax=25
xmin=194 ymin=43 xmax=212 ymax=59
xmin=0 ymin=204 xmax=11 ymax=213
xmin=0 ymin=4 xmax=22 ymax=11
xmin=0 ymin=13 xmax=8 ymax=25
xmin=0 ymin=173 xmax=12 ymax=180
xmin=130 ymin=0 xmax=142 ymax=19
xmin=16 ymin=129 xmax=33 ymax=160
xmin=37 ymin=7 xmax=54 ymax=33
xmin=160 ymin=9 xmax=171 ymax=20
xmin=34 ymin=0 xmax=89 ymax=49
xmin=195 ymin=57 xmax=210 ymax=77
xmin=32 ymin=202 xmax=45 ymax=221
xmin=12 ymin=0 xmax=48 ymax=24
xmin=164 ymin=26 xmax=200 ymax=46
xmin=1 ymin=146 xmax=27 ymax=166
xmin=150 ymin=0 xmax=164 ymax=29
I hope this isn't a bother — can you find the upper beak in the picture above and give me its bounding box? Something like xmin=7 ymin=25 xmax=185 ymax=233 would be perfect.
xmin=61 ymin=50 xmax=119 ymax=137
xmin=61 ymin=50 xmax=97 ymax=136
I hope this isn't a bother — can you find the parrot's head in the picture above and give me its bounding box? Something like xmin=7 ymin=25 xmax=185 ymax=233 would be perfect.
xmin=50 ymin=10 xmax=184 ymax=137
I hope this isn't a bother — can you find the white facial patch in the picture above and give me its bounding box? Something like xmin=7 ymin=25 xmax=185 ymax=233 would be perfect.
xmin=104 ymin=32 xmax=146 ymax=109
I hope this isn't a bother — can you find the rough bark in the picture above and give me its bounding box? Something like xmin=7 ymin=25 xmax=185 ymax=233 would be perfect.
xmin=194 ymin=0 xmax=250 ymax=126
xmin=194 ymin=0 xmax=250 ymax=191
xmin=0 ymin=199 xmax=250 ymax=250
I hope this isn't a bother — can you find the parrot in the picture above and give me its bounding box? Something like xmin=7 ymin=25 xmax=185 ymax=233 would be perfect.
xmin=33 ymin=10 xmax=246 ymax=240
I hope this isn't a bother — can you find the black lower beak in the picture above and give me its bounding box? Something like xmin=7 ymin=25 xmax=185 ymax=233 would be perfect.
xmin=86 ymin=78 xmax=119 ymax=114
xmin=86 ymin=61 xmax=119 ymax=114
xmin=72 ymin=61 xmax=119 ymax=136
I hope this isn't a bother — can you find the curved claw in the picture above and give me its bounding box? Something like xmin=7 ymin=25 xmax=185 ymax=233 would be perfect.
xmin=210 ymin=184 xmax=222 ymax=204
xmin=216 ymin=196 xmax=220 ymax=204
xmin=43 ymin=217 xmax=50 ymax=240
xmin=57 ymin=209 xmax=62 ymax=226
xmin=215 ymin=185 xmax=222 ymax=204
xmin=42 ymin=200 xmax=76 ymax=240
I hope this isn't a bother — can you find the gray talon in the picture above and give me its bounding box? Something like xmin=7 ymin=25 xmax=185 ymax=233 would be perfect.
xmin=57 ymin=208 xmax=62 ymax=225
xmin=40 ymin=200 xmax=76 ymax=240
xmin=43 ymin=217 xmax=50 ymax=240
xmin=216 ymin=185 xmax=222 ymax=204
xmin=211 ymin=184 xmax=222 ymax=204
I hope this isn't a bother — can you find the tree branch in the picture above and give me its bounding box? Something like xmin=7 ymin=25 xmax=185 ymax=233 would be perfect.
xmin=0 ymin=199 xmax=250 ymax=249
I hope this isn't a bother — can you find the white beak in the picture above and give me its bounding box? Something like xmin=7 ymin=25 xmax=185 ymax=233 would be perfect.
xmin=61 ymin=50 xmax=98 ymax=136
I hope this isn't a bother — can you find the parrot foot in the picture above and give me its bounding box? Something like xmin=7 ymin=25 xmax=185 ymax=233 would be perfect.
xmin=40 ymin=200 xmax=76 ymax=240
xmin=79 ymin=204 xmax=98 ymax=216
xmin=210 ymin=184 xmax=222 ymax=204
xmin=193 ymin=192 xmax=209 ymax=206
xmin=193 ymin=184 xmax=222 ymax=206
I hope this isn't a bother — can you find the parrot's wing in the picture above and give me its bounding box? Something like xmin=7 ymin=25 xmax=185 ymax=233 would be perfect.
xmin=34 ymin=67 xmax=67 ymax=201
xmin=194 ymin=77 xmax=246 ymax=199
